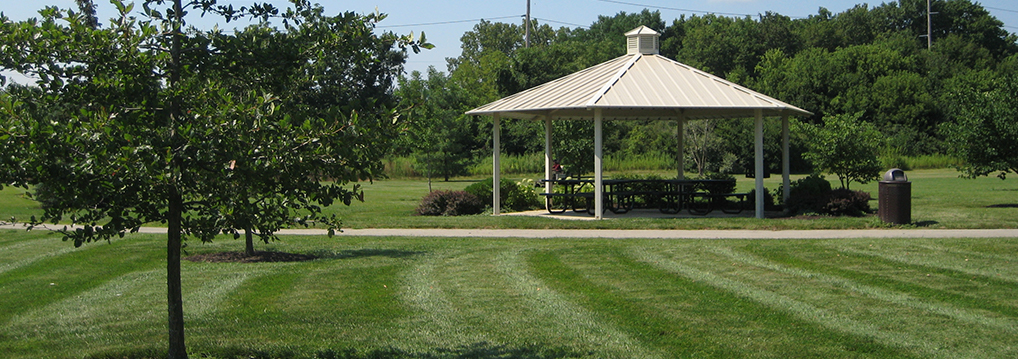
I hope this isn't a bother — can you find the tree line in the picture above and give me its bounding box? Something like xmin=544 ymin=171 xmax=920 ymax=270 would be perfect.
xmin=393 ymin=0 xmax=1018 ymax=180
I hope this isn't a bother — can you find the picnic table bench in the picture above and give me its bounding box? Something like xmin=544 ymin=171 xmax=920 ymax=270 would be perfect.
xmin=539 ymin=178 xmax=744 ymax=215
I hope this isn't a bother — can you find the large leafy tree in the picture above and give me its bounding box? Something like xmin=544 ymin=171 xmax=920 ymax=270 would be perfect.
xmin=0 ymin=1 xmax=428 ymax=358
xmin=943 ymin=75 xmax=1018 ymax=181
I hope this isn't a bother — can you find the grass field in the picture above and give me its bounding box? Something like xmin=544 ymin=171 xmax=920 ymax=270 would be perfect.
xmin=3 ymin=169 xmax=1018 ymax=229
xmin=1 ymin=230 xmax=1017 ymax=358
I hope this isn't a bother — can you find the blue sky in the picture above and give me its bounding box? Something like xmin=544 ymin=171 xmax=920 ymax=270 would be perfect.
xmin=4 ymin=0 xmax=1018 ymax=76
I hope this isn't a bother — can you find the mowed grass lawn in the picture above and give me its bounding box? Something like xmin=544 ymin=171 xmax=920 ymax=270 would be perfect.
xmin=2 ymin=230 xmax=1017 ymax=358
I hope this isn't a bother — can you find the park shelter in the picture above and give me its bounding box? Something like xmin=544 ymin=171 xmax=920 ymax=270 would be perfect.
xmin=466 ymin=26 xmax=812 ymax=219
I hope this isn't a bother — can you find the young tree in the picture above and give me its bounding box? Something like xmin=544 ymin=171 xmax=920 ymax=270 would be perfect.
xmin=0 ymin=1 xmax=428 ymax=358
xmin=684 ymin=119 xmax=725 ymax=176
xmin=797 ymin=112 xmax=882 ymax=189
xmin=396 ymin=68 xmax=477 ymax=183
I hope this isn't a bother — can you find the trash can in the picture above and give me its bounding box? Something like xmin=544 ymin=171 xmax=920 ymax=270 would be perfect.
xmin=878 ymin=168 xmax=911 ymax=224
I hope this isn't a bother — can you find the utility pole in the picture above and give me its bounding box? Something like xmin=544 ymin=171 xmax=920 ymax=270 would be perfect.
xmin=525 ymin=0 xmax=533 ymax=47
xmin=924 ymin=0 xmax=937 ymax=48
xmin=926 ymin=0 xmax=932 ymax=48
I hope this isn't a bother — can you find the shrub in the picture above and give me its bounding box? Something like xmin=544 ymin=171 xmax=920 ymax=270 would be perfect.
xmin=612 ymin=174 xmax=668 ymax=208
xmin=30 ymin=182 xmax=59 ymax=209
xmin=822 ymin=189 xmax=872 ymax=216
xmin=744 ymin=189 xmax=778 ymax=211
xmin=416 ymin=190 xmax=484 ymax=216
xmin=507 ymin=179 xmax=542 ymax=211
xmin=695 ymin=173 xmax=736 ymax=194
xmin=783 ymin=174 xmax=833 ymax=215
xmin=464 ymin=177 xmax=540 ymax=212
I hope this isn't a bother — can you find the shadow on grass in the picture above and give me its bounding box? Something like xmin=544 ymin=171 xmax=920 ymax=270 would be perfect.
xmin=986 ymin=203 xmax=1018 ymax=208
xmin=310 ymin=248 xmax=425 ymax=260
xmin=912 ymin=220 xmax=940 ymax=227
xmin=317 ymin=342 xmax=590 ymax=359
xmin=88 ymin=342 xmax=589 ymax=359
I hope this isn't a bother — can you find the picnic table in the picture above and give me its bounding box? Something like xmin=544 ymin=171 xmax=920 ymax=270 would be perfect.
xmin=539 ymin=178 xmax=747 ymax=215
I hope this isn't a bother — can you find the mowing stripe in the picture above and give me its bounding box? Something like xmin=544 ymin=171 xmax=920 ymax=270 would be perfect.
xmin=181 ymin=263 xmax=275 ymax=319
xmin=0 ymin=239 xmax=164 ymax=323
xmin=746 ymin=242 xmax=1018 ymax=325
xmin=707 ymin=246 xmax=1018 ymax=334
xmin=2 ymin=269 xmax=169 ymax=350
xmin=829 ymin=244 xmax=1017 ymax=283
xmin=630 ymin=247 xmax=942 ymax=358
xmin=399 ymin=251 xmax=489 ymax=347
xmin=912 ymin=243 xmax=1018 ymax=263
xmin=0 ymin=238 xmax=81 ymax=275
xmin=4 ymin=265 xmax=268 ymax=356
xmin=494 ymin=249 xmax=663 ymax=359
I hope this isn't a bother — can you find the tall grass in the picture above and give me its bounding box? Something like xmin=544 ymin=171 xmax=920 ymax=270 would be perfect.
xmin=463 ymin=152 xmax=677 ymax=177
xmin=605 ymin=153 xmax=675 ymax=172
xmin=385 ymin=152 xmax=964 ymax=179
xmin=467 ymin=153 xmax=545 ymax=176
xmin=878 ymin=154 xmax=963 ymax=171
xmin=382 ymin=157 xmax=420 ymax=178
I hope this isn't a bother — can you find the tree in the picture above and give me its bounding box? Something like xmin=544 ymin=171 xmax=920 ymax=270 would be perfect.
xmin=684 ymin=119 xmax=725 ymax=176
xmin=396 ymin=68 xmax=477 ymax=183
xmin=943 ymin=75 xmax=1018 ymax=181
xmin=796 ymin=112 xmax=882 ymax=189
xmin=0 ymin=1 xmax=428 ymax=358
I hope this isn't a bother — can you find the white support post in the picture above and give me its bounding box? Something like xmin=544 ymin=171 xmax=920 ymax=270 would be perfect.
xmin=492 ymin=114 xmax=501 ymax=216
xmin=594 ymin=109 xmax=604 ymax=219
xmin=544 ymin=117 xmax=553 ymax=195
xmin=677 ymin=114 xmax=685 ymax=180
xmin=781 ymin=115 xmax=790 ymax=206
xmin=754 ymin=109 xmax=765 ymax=219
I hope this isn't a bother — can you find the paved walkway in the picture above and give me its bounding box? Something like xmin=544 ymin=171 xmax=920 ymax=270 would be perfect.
xmin=3 ymin=224 xmax=1017 ymax=239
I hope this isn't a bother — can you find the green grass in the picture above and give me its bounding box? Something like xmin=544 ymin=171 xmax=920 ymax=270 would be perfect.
xmin=4 ymin=168 xmax=1018 ymax=229
xmin=0 ymin=186 xmax=41 ymax=224
xmin=2 ymin=230 xmax=1018 ymax=358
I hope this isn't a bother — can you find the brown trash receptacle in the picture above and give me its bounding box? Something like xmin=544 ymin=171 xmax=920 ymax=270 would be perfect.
xmin=878 ymin=168 xmax=911 ymax=225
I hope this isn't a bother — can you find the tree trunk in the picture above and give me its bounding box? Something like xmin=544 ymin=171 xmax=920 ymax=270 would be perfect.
xmin=167 ymin=1 xmax=188 ymax=358
xmin=245 ymin=228 xmax=254 ymax=257
xmin=167 ymin=188 xmax=188 ymax=359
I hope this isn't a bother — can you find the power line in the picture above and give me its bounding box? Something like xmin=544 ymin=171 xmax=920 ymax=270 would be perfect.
xmin=596 ymin=0 xmax=816 ymax=19
xmin=595 ymin=0 xmax=753 ymax=18
xmin=376 ymin=15 xmax=521 ymax=28
xmin=533 ymin=17 xmax=588 ymax=28
xmin=984 ymin=6 xmax=1018 ymax=14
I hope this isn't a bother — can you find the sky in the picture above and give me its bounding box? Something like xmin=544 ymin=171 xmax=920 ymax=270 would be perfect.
xmin=3 ymin=0 xmax=1018 ymax=77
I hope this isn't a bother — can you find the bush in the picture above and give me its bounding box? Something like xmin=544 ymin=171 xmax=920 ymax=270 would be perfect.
xmin=783 ymin=174 xmax=833 ymax=215
xmin=612 ymin=174 xmax=668 ymax=208
xmin=416 ymin=190 xmax=484 ymax=216
xmin=744 ymin=189 xmax=778 ymax=211
xmin=822 ymin=189 xmax=871 ymax=216
xmin=780 ymin=174 xmax=872 ymax=216
xmin=695 ymin=172 xmax=736 ymax=194
xmin=464 ymin=177 xmax=540 ymax=212
xmin=30 ymin=182 xmax=59 ymax=209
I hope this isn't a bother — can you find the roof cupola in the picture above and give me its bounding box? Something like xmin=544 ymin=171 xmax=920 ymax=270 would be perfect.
xmin=625 ymin=25 xmax=660 ymax=55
